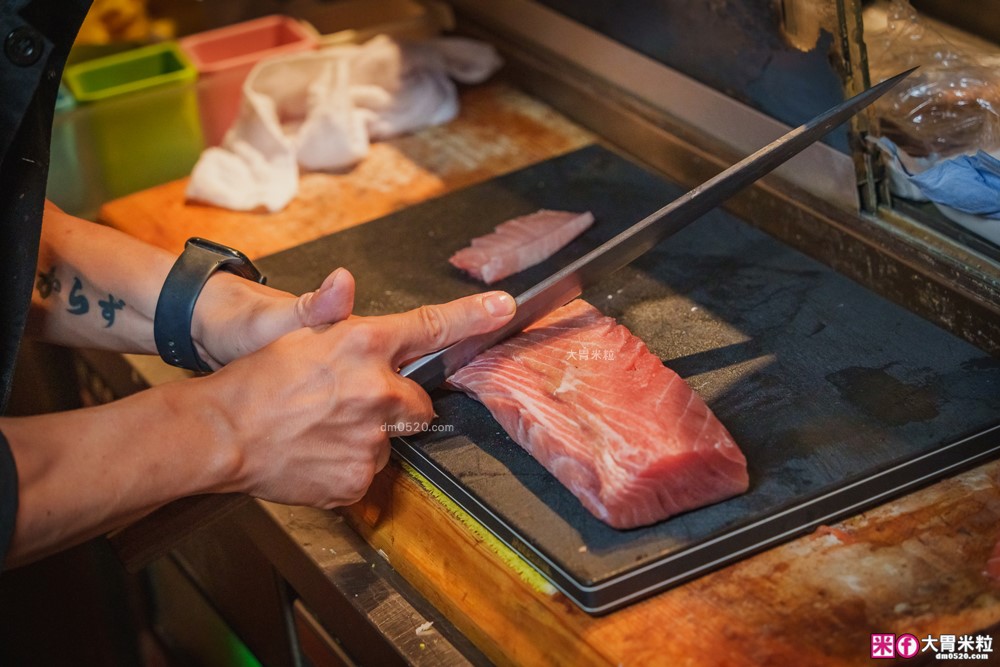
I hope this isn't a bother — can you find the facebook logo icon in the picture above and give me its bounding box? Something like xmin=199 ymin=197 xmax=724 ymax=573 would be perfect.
xmin=896 ymin=634 xmax=920 ymax=659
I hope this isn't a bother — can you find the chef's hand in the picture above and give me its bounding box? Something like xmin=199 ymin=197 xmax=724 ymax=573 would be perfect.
xmin=192 ymin=266 xmax=357 ymax=369
xmin=204 ymin=289 xmax=517 ymax=508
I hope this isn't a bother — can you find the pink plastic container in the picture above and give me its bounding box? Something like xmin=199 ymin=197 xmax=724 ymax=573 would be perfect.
xmin=180 ymin=15 xmax=317 ymax=144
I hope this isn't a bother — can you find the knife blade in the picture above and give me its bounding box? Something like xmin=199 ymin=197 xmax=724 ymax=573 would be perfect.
xmin=401 ymin=67 xmax=916 ymax=390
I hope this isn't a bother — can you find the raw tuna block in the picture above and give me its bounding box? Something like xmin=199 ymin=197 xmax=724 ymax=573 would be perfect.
xmin=449 ymin=209 xmax=595 ymax=284
xmin=446 ymin=299 xmax=749 ymax=529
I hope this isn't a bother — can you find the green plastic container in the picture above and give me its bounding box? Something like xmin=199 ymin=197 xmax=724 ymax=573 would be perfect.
xmin=63 ymin=41 xmax=196 ymax=103
xmin=88 ymin=81 xmax=204 ymax=198
xmin=60 ymin=42 xmax=204 ymax=199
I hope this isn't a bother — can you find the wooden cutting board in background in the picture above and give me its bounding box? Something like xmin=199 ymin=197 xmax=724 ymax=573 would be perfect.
xmin=97 ymin=82 xmax=594 ymax=258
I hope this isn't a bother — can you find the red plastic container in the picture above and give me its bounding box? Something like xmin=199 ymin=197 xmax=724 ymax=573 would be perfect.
xmin=180 ymin=15 xmax=317 ymax=144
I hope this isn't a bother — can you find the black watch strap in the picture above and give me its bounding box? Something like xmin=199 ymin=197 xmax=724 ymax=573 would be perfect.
xmin=154 ymin=238 xmax=266 ymax=372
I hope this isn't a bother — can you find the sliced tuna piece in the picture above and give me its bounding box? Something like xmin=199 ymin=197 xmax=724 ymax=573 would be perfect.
xmin=449 ymin=209 xmax=594 ymax=284
xmin=446 ymin=299 xmax=749 ymax=529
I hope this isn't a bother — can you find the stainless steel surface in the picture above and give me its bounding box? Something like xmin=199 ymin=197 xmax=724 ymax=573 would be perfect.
xmin=449 ymin=0 xmax=861 ymax=210
xmin=400 ymin=68 xmax=915 ymax=389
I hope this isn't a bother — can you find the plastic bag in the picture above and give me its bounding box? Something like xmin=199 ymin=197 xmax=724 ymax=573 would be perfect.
xmin=865 ymin=0 xmax=1000 ymax=159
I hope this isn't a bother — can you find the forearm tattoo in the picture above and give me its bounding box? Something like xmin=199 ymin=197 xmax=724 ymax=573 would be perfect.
xmin=67 ymin=277 xmax=89 ymax=315
xmin=36 ymin=266 xmax=61 ymax=298
xmin=36 ymin=266 xmax=127 ymax=328
xmin=98 ymin=295 xmax=125 ymax=327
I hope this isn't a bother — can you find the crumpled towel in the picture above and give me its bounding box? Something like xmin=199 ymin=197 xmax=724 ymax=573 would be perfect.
xmin=186 ymin=35 xmax=502 ymax=212
xmin=874 ymin=137 xmax=1000 ymax=220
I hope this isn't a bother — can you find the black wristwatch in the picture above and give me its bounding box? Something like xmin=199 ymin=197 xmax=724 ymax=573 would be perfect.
xmin=154 ymin=237 xmax=266 ymax=372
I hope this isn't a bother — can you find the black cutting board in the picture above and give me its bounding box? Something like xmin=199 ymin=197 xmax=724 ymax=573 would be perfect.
xmin=257 ymin=145 xmax=1000 ymax=614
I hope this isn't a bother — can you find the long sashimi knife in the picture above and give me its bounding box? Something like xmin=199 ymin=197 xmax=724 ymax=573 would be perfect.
xmin=401 ymin=68 xmax=917 ymax=390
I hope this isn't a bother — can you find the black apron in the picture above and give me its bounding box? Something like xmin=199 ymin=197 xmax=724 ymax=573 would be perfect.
xmin=0 ymin=0 xmax=92 ymax=568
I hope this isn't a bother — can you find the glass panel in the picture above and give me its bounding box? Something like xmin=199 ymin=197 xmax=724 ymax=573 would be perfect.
xmin=864 ymin=0 xmax=1000 ymax=256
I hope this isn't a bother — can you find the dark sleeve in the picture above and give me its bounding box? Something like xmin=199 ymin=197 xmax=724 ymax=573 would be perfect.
xmin=0 ymin=428 xmax=18 ymax=572
xmin=0 ymin=0 xmax=92 ymax=571
xmin=0 ymin=0 xmax=94 ymax=410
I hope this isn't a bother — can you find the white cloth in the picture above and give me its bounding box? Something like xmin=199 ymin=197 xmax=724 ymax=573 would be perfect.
xmin=186 ymin=36 xmax=502 ymax=212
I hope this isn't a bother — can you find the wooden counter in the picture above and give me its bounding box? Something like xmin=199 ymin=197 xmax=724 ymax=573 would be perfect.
xmin=99 ymin=82 xmax=593 ymax=259
xmin=98 ymin=82 xmax=1000 ymax=665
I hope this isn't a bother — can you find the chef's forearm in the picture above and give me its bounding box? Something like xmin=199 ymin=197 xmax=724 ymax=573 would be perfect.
xmin=0 ymin=377 xmax=242 ymax=567
xmin=25 ymin=202 xmax=176 ymax=353
xmin=25 ymin=203 xmax=302 ymax=366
